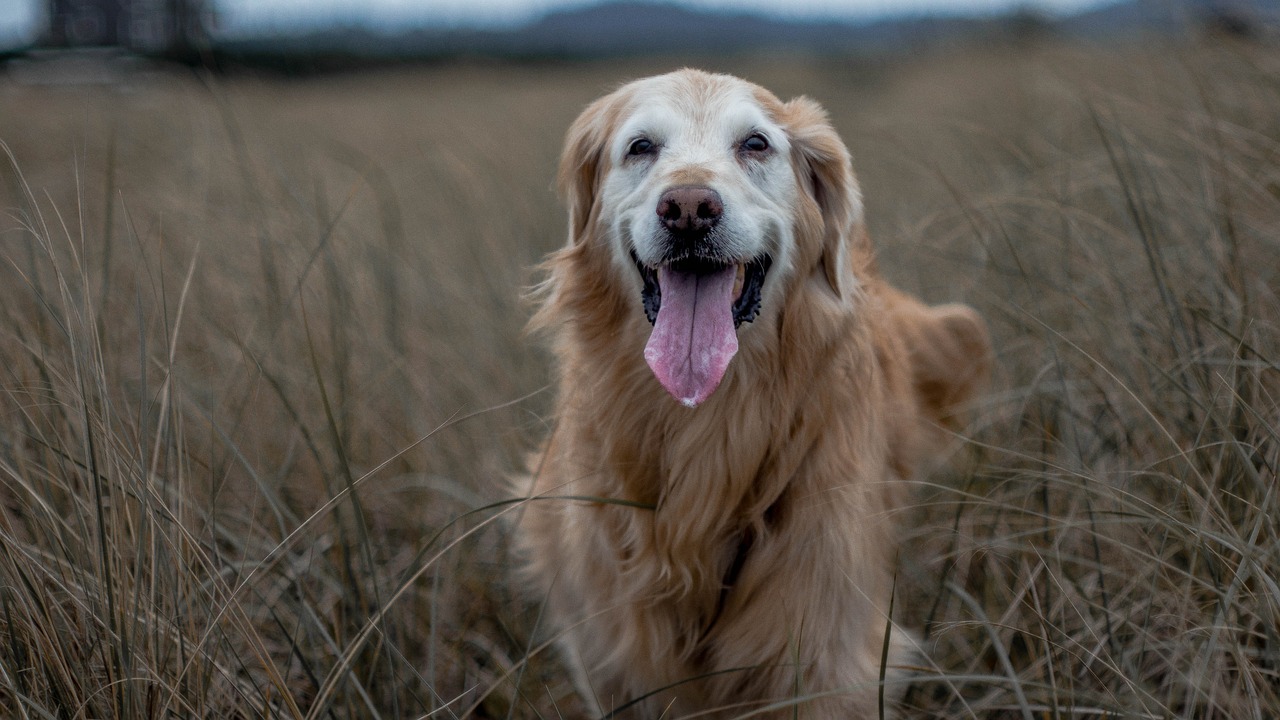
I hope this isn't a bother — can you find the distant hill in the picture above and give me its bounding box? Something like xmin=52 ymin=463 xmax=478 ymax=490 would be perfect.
xmin=489 ymin=1 xmax=990 ymax=56
xmin=1060 ymin=0 xmax=1280 ymax=37
xmin=213 ymin=0 xmax=1280 ymax=67
xmin=220 ymin=2 xmax=990 ymax=61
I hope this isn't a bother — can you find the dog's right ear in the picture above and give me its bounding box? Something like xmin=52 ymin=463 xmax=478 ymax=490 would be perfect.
xmin=557 ymin=95 xmax=617 ymax=244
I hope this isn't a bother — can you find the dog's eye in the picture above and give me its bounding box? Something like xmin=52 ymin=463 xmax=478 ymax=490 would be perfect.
xmin=628 ymin=138 xmax=656 ymax=156
xmin=741 ymin=133 xmax=770 ymax=153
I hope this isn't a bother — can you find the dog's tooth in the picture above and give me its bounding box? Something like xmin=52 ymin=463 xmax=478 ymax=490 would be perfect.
xmin=733 ymin=263 xmax=746 ymax=301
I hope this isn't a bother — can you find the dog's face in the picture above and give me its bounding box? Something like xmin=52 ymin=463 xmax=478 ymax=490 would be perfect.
xmin=559 ymin=70 xmax=863 ymax=407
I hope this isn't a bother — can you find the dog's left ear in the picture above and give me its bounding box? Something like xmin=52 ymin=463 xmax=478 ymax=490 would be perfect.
xmin=781 ymin=97 xmax=863 ymax=298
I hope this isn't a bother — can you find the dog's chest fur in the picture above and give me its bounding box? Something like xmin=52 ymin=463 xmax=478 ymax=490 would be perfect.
xmin=564 ymin=330 xmax=878 ymax=635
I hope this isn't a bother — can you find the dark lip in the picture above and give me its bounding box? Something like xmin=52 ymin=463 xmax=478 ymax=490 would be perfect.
xmin=631 ymin=250 xmax=772 ymax=328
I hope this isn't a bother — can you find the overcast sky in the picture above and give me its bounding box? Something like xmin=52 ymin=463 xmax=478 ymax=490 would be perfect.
xmin=1 ymin=0 xmax=1113 ymax=43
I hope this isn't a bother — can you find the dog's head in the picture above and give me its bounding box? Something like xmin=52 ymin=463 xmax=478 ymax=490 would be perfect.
xmin=555 ymin=69 xmax=864 ymax=407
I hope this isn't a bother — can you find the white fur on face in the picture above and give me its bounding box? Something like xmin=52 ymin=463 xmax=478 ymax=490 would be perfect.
xmin=595 ymin=73 xmax=801 ymax=303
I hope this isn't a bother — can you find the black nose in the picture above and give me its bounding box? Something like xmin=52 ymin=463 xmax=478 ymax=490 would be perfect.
xmin=657 ymin=186 xmax=723 ymax=238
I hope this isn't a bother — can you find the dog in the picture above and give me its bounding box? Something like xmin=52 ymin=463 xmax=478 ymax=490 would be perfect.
xmin=517 ymin=69 xmax=990 ymax=718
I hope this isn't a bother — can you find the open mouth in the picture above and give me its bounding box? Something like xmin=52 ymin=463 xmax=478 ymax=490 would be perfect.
xmin=632 ymin=251 xmax=772 ymax=407
xmin=634 ymin=253 xmax=772 ymax=328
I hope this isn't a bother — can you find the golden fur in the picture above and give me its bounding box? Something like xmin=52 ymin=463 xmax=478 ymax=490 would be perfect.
xmin=517 ymin=69 xmax=990 ymax=718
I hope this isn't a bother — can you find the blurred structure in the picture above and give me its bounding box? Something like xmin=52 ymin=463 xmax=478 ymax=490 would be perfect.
xmin=44 ymin=0 xmax=211 ymax=57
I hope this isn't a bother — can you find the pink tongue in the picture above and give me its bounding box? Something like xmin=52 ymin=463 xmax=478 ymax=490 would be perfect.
xmin=643 ymin=265 xmax=739 ymax=407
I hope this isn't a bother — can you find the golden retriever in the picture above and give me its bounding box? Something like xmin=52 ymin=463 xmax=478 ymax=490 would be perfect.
xmin=517 ymin=69 xmax=990 ymax=718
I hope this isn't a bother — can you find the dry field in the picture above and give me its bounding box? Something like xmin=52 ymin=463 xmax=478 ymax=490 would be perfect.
xmin=0 ymin=38 xmax=1277 ymax=718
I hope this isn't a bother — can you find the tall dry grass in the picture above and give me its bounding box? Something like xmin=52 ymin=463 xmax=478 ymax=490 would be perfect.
xmin=0 ymin=40 xmax=1276 ymax=718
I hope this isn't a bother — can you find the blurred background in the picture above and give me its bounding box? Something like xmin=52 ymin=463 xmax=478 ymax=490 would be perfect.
xmin=0 ymin=1 xmax=1277 ymax=719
